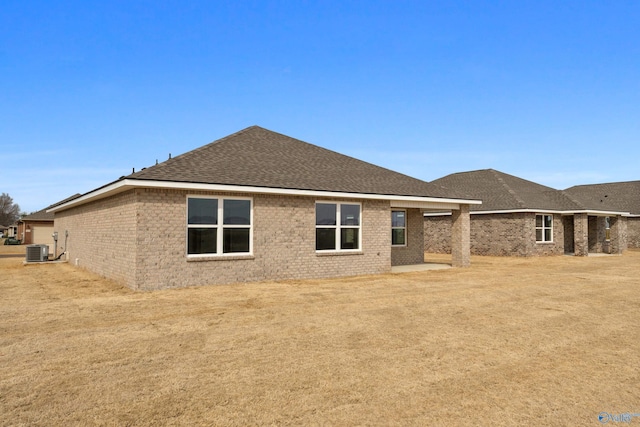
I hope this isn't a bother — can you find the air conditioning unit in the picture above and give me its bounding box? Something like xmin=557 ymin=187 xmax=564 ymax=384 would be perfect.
xmin=26 ymin=244 xmax=49 ymax=262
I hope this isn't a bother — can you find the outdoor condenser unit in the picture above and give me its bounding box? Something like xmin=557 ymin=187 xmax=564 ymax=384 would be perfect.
xmin=26 ymin=244 xmax=49 ymax=262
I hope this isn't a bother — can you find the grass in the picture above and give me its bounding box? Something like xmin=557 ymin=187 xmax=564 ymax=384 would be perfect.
xmin=1 ymin=249 xmax=640 ymax=426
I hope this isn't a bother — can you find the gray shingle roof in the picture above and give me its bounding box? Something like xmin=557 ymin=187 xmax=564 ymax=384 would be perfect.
xmin=432 ymin=169 xmax=584 ymax=212
xmin=565 ymin=181 xmax=640 ymax=215
xmin=126 ymin=126 xmax=470 ymax=200
xmin=24 ymin=194 xmax=82 ymax=220
xmin=21 ymin=208 xmax=54 ymax=221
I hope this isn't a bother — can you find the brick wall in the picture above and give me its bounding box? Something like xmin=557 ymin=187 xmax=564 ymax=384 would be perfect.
xmin=423 ymin=215 xmax=451 ymax=254
xmin=391 ymin=208 xmax=425 ymax=266
xmin=588 ymin=216 xmax=603 ymax=253
xmin=53 ymin=191 xmax=138 ymax=288
xmin=56 ymin=189 xmax=394 ymax=290
xmin=424 ymin=212 xmax=565 ymax=256
xmin=628 ymin=218 xmax=640 ymax=248
xmin=609 ymin=216 xmax=627 ymax=254
xmin=532 ymin=214 xmax=565 ymax=256
xmin=451 ymin=206 xmax=471 ymax=267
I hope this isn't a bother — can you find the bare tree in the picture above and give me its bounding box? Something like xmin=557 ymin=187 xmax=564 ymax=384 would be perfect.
xmin=0 ymin=193 xmax=21 ymax=226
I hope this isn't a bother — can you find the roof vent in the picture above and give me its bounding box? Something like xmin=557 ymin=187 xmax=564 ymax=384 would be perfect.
xmin=26 ymin=245 xmax=49 ymax=262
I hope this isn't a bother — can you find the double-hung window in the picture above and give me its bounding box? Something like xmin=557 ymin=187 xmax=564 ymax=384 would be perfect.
xmin=535 ymin=214 xmax=553 ymax=243
xmin=391 ymin=210 xmax=406 ymax=246
xmin=187 ymin=196 xmax=252 ymax=256
xmin=316 ymin=202 xmax=361 ymax=251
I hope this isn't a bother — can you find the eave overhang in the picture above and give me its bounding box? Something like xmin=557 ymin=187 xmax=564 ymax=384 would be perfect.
xmin=424 ymin=208 xmax=630 ymax=217
xmin=48 ymin=179 xmax=482 ymax=214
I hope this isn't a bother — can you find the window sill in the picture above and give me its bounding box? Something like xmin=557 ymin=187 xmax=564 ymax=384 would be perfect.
xmin=187 ymin=254 xmax=255 ymax=262
xmin=316 ymin=251 xmax=364 ymax=257
xmin=535 ymin=242 xmax=555 ymax=245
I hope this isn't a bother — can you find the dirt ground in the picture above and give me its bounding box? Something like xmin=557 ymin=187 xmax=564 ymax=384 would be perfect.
xmin=1 ymin=247 xmax=639 ymax=426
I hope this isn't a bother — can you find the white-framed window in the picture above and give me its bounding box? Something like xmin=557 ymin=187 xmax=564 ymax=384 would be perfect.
xmin=187 ymin=196 xmax=252 ymax=256
xmin=391 ymin=210 xmax=406 ymax=246
xmin=315 ymin=202 xmax=361 ymax=251
xmin=535 ymin=214 xmax=553 ymax=243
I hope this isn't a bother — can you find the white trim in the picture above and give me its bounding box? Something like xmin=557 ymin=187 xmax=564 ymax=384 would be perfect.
xmin=535 ymin=214 xmax=553 ymax=243
xmin=391 ymin=200 xmax=460 ymax=210
xmin=47 ymin=179 xmax=482 ymax=213
xmin=567 ymin=210 xmax=632 ymax=217
xmin=424 ymin=208 xmax=631 ymax=217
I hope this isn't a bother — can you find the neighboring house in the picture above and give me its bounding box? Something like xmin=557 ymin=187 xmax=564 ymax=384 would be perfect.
xmin=564 ymin=181 xmax=640 ymax=249
xmin=18 ymin=194 xmax=81 ymax=251
xmin=424 ymin=169 xmax=629 ymax=257
xmin=49 ymin=126 xmax=480 ymax=290
xmin=2 ymin=224 xmax=18 ymax=239
xmin=18 ymin=209 xmax=54 ymax=248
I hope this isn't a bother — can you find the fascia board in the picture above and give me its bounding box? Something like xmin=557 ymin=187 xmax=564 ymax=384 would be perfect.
xmin=423 ymin=208 xmax=631 ymax=217
xmin=48 ymin=179 xmax=482 ymax=213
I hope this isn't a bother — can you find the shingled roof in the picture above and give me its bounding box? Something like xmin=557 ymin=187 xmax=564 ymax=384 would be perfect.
xmin=125 ymin=126 xmax=469 ymax=200
xmin=565 ymin=181 xmax=640 ymax=215
xmin=22 ymin=194 xmax=82 ymax=221
xmin=20 ymin=208 xmax=54 ymax=222
xmin=431 ymin=169 xmax=584 ymax=212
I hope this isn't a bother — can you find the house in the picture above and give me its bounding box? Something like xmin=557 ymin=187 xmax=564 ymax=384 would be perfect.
xmin=424 ymin=169 xmax=629 ymax=257
xmin=48 ymin=126 xmax=480 ymax=290
xmin=18 ymin=194 xmax=82 ymax=251
xmin=1 ymin=223 xmax=19 ymax=239
xmin=564 ymin=181 xmax=640 ymax=249
xmin=18 ymin=208 xmax=54 ymax=249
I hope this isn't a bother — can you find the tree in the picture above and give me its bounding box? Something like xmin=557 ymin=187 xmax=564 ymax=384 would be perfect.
xmin=0 ymin=193 xmax=21 ymax=226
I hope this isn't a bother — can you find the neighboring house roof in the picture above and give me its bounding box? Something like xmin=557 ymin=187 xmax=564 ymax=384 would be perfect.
xmin=430 ymin=169 xmax=632 ymax=217
xmin=432 ymin=169 xmax=584 ymax=212
xmin=564 ymin=181 xmax=640 ymax=215
xmin=22 ymin=194 xmax=82 ymax=222
xmin=21 ymin=209 xmax=54 ymax=222
xmin=50 ymin=126 xmax=481 ymax=213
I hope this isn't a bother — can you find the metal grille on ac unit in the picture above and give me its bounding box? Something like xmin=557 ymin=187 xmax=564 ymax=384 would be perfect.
xmin=26 ymin=244 xmax=49 ymax=262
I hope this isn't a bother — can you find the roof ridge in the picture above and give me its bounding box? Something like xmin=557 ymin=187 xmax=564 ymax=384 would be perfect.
xmin=558 ymin=189 xmax=587 ymax=210
xmin=490 ymin=169 xmax=527 ymax=208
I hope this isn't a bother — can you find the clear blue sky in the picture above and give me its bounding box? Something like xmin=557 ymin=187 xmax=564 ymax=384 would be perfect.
xmin=2 ymin=1 xmax=639 ymax=213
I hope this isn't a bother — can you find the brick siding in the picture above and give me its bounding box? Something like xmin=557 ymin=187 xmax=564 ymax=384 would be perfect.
xmin=54 ymin=191 xmax=138 ymax=288
xmin=391 ymin=208 xmax=425 ymax=266
xmin=424 ymin=212 xmax=565 ymax=256
xmin=55 ymin=189 xmax=395 ymax=290
xmin=627 ymin=218 xmax=640 ymax=249
xmin=424 ymin=215 xmax=451 ymax=254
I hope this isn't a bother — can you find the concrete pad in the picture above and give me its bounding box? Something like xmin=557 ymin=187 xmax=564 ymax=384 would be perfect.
xmin=391 ymin=263 xmax=452 ymax=273
xmin=587 ymin=252 xmax=621 ymax=257
xmin=564 ymin=252 xmax=621 ymax=257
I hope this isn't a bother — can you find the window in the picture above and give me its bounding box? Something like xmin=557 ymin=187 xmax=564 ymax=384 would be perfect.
xmin=535 ymin=214 xmax=553 ymax=243
xmin=391 ymin=210 xmax=406 ymax=246
xmin=316 ymin=202 xmax=361 ymax=251
xmin=187 ymin=196 xmax=252 ymax=256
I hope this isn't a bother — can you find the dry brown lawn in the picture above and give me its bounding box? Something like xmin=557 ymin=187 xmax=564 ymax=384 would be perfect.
xmin=1 ymin=248 xmax=640 ymax=426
